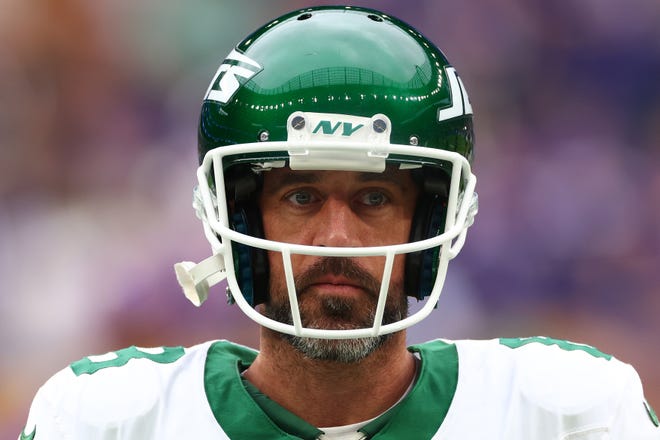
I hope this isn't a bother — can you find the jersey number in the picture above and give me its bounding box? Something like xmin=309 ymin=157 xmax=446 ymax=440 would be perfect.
xmin=70 ymin=345 xmax=185 ymax=376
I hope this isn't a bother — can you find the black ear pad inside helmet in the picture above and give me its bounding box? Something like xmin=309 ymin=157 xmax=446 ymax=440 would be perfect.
xmin=225 ymin=166 xmax=269 ymax=306
xmin=404 ymin=169 xmax=449 ymax=300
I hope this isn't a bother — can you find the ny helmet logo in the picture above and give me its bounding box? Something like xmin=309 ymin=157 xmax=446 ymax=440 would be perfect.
xmin=205 ymin=49 xmax=262 ymax=104
xmin=312 ymin=120 xmax=364 ymax=137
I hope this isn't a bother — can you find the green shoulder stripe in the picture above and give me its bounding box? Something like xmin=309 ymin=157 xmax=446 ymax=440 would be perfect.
xmin=499 ymin=336 xmax=612 ymax=360
xmin=19 ymin=426 xmax=35 ymax=440
xmin=645 ymin=400 xmax=660 ymax=427
xmin=70 ymin=346 xmax=185 ymax=376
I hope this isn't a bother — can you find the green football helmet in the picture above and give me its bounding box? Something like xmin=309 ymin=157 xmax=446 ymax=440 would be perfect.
xmin=175 ymin=6 xmax=477 ymax=339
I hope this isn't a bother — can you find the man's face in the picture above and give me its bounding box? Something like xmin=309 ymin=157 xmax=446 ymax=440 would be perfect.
xmin=258 ymin=166 xmax=419 ymax=361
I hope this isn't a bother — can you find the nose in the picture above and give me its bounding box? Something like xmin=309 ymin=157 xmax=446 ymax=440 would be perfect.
xmin=311 ymin=197 xmax=362 ymax=247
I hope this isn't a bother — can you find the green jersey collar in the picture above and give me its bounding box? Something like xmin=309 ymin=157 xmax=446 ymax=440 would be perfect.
xmin=204 ymin=340 xmax=458 ymax=439
xmin=204 ymin=340 xmax=318 ymax=439
xmin=363 ymin=340 xmax=457 ymax=438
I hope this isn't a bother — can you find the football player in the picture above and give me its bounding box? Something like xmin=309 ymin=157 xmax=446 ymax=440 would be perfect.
xmin=20 ymin=6 xmax=659 ymax=439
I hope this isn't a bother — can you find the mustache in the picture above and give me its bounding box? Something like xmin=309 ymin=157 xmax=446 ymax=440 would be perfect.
xmin=294 ymin=257 xmax=382 ymax=296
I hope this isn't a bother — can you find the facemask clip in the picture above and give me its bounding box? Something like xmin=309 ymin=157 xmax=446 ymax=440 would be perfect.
xmin=174 ymin=253 xmax=227 ymax=306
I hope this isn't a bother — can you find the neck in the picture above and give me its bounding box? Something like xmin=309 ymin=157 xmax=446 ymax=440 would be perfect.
xmin=242 ymin=328 xmax=416 ymax=427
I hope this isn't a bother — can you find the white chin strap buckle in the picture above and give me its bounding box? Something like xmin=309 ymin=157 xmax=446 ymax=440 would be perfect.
xmin=173 ymin=254 xmax=227 ymax=306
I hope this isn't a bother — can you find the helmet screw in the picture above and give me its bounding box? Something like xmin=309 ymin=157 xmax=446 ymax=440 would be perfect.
xmin=258 ymin=130 xmax=270 ymax=142
xmin=409 ymin=135 xmax=419 ymax=146
xmin=373 ymin=118 xmax=387 ymax=133
xmin=291 ymin=115 xmax=306 ymax=130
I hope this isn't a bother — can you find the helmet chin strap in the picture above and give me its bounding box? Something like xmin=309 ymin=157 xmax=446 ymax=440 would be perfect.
xmin=174 ymin=253 xmax=226 ymax=306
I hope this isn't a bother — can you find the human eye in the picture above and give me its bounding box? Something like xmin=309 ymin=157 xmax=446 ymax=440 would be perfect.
xmin=358 ymin=190 xmax=389 ymax=207
xmin=285 ymin=189 xmax=318 ymax=206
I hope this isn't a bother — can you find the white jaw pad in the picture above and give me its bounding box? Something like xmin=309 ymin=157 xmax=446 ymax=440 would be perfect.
xmin=174 ymin=253 xmax=227 ymax=306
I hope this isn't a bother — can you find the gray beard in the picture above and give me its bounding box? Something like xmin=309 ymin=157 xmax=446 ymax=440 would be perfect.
xmin=262 ymin=257 xmax=408 ymax=363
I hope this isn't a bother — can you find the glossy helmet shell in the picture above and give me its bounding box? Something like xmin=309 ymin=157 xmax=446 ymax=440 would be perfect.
xmin=199 ymin=6 xmax=473 ymax=163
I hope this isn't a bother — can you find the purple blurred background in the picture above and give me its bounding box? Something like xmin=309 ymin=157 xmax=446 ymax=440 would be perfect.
xmin=2 ymin=0 xmax=659 ymax=435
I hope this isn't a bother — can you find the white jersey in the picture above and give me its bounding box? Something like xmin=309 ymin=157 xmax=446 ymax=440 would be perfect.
xmin=20 ymin=337 xmax=660 ymax=439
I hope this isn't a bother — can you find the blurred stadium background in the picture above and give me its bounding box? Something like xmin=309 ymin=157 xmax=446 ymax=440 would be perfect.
xmin=2 ymin=0 xmax=659 ymax=435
